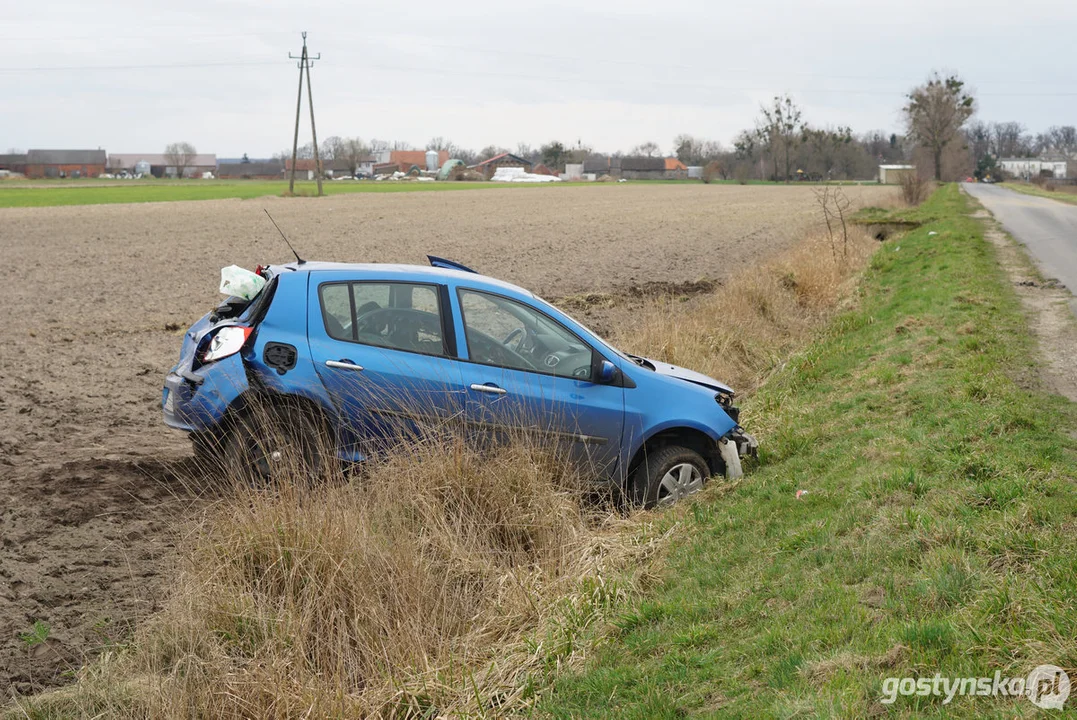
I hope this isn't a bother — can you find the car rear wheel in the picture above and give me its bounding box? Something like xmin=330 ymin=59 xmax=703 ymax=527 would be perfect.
xmin=190 ymin=431 xmax=224 ymax=470
xmin=223 ymin=402 xmax=327 ymax=486
xmin=628 ymin=445 xmax=709 ymax=508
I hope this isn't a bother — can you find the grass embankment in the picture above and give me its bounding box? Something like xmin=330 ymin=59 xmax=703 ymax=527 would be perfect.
xmin=1000 ymin=182 xmax=1077 ymax=206
xmin=541 ymin=184 xmax=1077 ymax=717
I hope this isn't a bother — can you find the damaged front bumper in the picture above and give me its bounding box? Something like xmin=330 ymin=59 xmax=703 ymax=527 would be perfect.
xmin=718 ymin=427 xmax=758 ymax=480
xmin=728 ymin=427 xmax=758 ymax=458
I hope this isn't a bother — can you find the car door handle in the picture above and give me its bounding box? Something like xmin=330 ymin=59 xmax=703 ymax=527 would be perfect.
xmin=469 ymin=383 xmax=507 ymax=395
xmin=326 ymin=359 xmax=364 ymax=372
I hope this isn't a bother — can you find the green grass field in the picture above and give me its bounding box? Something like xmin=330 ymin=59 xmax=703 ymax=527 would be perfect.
xmin=0 ymin=178 xmax=883 ymax=209
xmin=540 ymin=185 xmax=1077 ymax=718
xmin=0 ymin=179 xmax=590 ymax=208
xmin=1000 ymin=182 xmax=1077 ymax=206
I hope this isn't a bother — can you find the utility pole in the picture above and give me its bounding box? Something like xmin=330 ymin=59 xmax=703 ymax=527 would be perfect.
xmin=288 ymin=32 xmax=323 ymax=196
xmin=304 ymin=42 xmax=323 ymax=198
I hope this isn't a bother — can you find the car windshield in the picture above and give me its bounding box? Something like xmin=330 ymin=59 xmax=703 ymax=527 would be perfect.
xmin=533 ymin=293 xmax=648 ymax=368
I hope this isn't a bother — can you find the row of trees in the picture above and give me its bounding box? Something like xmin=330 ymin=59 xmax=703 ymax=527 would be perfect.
xmin=251 ymin=73 xmax=1072 ymax=182
xmin=965 ymin=121 xmax=1077 ymax=179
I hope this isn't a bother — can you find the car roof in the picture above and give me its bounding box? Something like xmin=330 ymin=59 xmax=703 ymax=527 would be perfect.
xmin=270 ymin=261 xmax=535 ymax=298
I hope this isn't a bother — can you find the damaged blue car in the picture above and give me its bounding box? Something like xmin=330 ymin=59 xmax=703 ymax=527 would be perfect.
xmin=162 ymin=257 xmax=756 ymax=506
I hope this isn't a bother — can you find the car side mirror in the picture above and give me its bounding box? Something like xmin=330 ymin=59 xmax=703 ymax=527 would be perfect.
xmin=598 ymin=359 xmax=617 ymax=384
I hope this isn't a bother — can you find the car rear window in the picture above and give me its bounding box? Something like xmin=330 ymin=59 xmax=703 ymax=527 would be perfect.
xmin=319 ymin=281 xmax=447 ymax=357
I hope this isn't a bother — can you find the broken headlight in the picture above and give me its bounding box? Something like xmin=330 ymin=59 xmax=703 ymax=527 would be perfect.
xmin=715 ymin=391 xmax=739 ymax=423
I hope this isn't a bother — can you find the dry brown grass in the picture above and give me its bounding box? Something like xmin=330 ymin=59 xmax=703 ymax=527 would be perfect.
xmin=899 ymin=172 xmax=933 ymax=206
xmin=13 ymin=436 xmax=660 ymax=719
xmin=614 ymin=227 xmax=878 ymax=397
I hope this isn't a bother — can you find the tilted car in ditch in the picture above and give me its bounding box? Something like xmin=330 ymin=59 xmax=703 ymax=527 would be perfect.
xmin=162 ymin=257 xmax=756 ymax=506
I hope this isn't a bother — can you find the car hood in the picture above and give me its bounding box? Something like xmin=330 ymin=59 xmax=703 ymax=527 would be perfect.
xmin=630 ymin=355 xmax=735 ymax=396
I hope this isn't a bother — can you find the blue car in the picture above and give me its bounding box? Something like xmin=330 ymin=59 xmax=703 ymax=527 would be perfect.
xmin=162 ymin=257 xmax=756 ymax=506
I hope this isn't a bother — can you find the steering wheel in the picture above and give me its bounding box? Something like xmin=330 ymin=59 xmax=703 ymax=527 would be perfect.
xmin=502 ymin=327 xmax=526 ymax=351
xmin=472 ymin=330 xmax=539 ymax=371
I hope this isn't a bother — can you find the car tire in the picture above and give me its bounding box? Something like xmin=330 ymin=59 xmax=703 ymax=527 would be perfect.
xmin=627 ymin=445 xmax=709 ymax=509
xmin=223 ymin=401 xmax=328 ymax=486
xmin=190 ymin=431 xmax=223 ymax=469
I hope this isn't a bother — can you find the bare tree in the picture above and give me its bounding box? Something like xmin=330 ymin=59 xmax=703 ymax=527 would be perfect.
xmin=428 ymin=136 xmax=465 ymax=158
xmin=673 ymin=135 xmax=724 ymax=166
xmin=516 ymin=142 xmax=540 ymax=164
xmin=903 ymin=73 xmax=975 ymax=181
xmin=813 ymin=186 xmax=853 ymax=260
xmin=756 ymin=95 xmax=804 ymax=182
xmin=989 ymin=121 xmax=1028 ymax=158
xmin=540 ymin=141 xmax=568 ymax=169
xmin=321 ymin=136 xmax=343 ymax=162
xmin=1045 ymin=125 xmax=1077 ymax=155
xmin=631 ymin=141 xmax=661 ymax=157
xmin=338 ymin=137 xmax=371 ymax=175
xmin=801 ymin=126 xmax=853 ymax=180
xmin=476 ymin=145 xmax=509 ymax=162
xmin=454 ymin=147 xmax=478 ymax=165
xmin=164 ymin=141 xmax=197 ymax=178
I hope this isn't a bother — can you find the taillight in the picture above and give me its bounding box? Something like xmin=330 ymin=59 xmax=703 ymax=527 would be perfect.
xmin=200 ymin=326 xmax=253 ymax=363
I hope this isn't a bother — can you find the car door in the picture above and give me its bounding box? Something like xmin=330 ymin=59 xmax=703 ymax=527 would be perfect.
xmin=307 ymin=272 xmax=464 ymax=456
xmin=453 ymin=287 xmax=625 ymax=478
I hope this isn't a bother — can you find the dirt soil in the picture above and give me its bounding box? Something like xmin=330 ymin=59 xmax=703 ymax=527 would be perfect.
xmin=0 ymin=183 xmax=897 ymax=695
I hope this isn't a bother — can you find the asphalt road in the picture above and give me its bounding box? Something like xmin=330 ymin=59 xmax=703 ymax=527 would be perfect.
xmin=964 ymin=183 xmax=1077 ymax=301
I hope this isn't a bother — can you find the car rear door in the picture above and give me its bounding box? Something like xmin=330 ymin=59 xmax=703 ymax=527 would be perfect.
xmin=452 ymin=287 xmax=625 ymax=478
xmin=307 ymin=271 xmax=464 ymax=457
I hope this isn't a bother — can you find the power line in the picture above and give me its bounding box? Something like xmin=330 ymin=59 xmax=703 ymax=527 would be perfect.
xmin=9 ymin=26 xmax=1076 ymax=89
xmin=6 ymin=28 xmax=295 ymax=43
xmin=6 ymin=49 xmax=1077 ymax=99
xmin=0 ymin=60 xmax=289 ymax=72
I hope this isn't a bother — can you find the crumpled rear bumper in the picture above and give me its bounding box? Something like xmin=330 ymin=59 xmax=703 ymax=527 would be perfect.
xmin=162 ymin=353 xmax=249 ymax=433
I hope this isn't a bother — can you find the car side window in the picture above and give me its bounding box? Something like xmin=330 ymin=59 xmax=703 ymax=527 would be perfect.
xmin=319 ymin=281 xmax=447 ymax=357
xmin=458 ymin=289 xmax=593 ymax=380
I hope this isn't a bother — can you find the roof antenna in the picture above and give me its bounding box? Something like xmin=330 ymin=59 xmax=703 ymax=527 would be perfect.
xmin=263 ymin=208 xmax=305 ymax=264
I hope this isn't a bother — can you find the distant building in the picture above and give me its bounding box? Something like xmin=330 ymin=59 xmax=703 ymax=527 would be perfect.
xmin=469 ymin=152 xmax=533 ymax=178
xmin=878 ymin=164 xmax=916 ymax=184
xmin=386 ymin=150 xmax=449 ymax=172
xmin=620 ymin=156 xmax=688 ymax=180
xmin=998 ymin=157 xmax=1068 ymax=180
xmin=217 ymin=161 xmax=285 ymax=180
xmin=582 ymin=156 xmax=612 ymax=176
xmin=24 ymin=149 xmax=107 ymax=178
xmin=108 ymin=153 xmax=217 ymax=178
xmin=664 ymin=157 xmax=689 ymax=179
xmin=0 ymin=154 xmax=27 ymax=174
xmin=327 ymin=155 xmax=377 ymax=177
xmin=563 ymin=164 xmax=584 ymax=180
xmin=373 ymin=161 xmax=404 ymax=176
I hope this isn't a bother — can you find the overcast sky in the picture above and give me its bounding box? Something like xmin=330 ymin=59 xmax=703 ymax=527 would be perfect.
xmin=4 ymin=0 xmax=1075 ymax=157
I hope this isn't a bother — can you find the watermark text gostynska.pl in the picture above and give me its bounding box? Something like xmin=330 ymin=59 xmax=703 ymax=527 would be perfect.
xmin=881 ymin=665 xmax=1069 ymax=710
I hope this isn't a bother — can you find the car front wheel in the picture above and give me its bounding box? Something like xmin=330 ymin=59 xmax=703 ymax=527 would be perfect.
xmin=628 ymin=445 xmax=709 ymax=508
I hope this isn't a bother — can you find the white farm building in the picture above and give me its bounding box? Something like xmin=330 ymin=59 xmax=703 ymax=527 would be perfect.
xmin=997 ymin=157 xmax=1068 ymax=180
